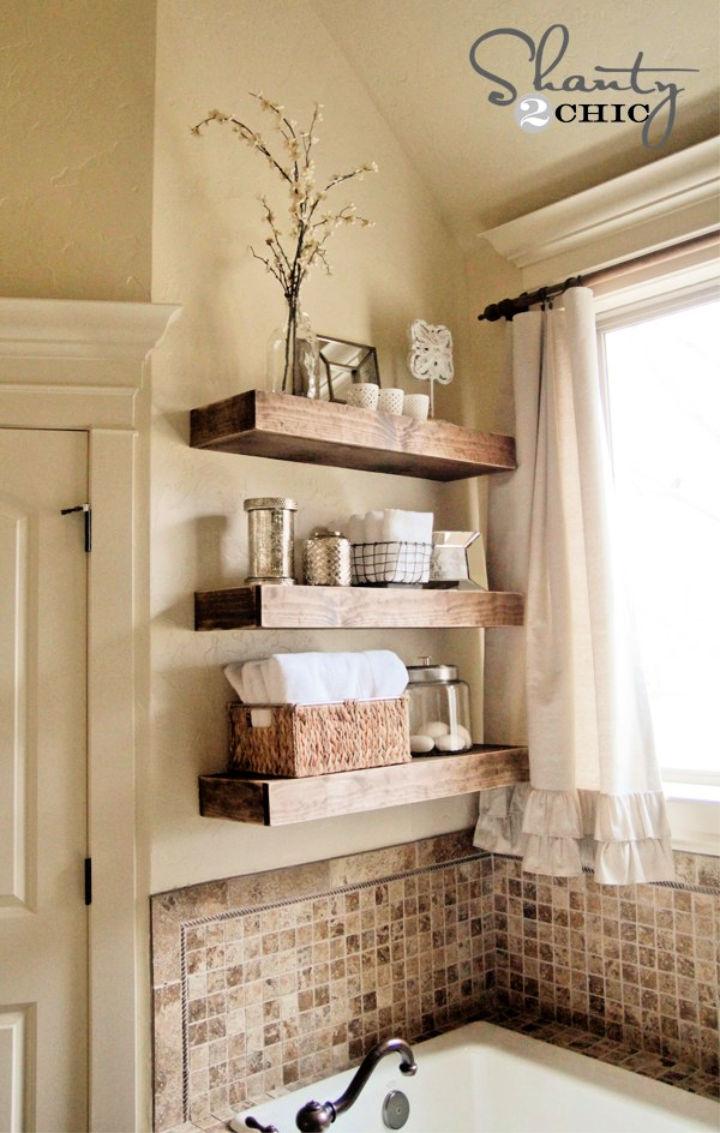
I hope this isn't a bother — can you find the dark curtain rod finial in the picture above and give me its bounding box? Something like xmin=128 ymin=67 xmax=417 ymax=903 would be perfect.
xmin=477 ymin=275 xmax=584 ymax=322
xmin=476 ymin=298 xmax=519 ymax=322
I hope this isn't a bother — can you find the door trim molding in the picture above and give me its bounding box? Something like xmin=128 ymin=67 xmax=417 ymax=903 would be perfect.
xmin=0 ymin=297 xmax=179 ymax=1133
xmin=0 ymin=298 xmax=177 ymax=361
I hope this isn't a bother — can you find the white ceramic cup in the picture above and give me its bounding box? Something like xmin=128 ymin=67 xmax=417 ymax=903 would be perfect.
xmin=402 ymin=393 xmax=430 ymax=421
xmin=346 ymin=382 xmax=380 ymax=410
xmin=377 ymin=387 xmax=405 ymax=415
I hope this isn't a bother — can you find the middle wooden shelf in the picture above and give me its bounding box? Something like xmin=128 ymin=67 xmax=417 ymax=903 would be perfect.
xmin=199 ymin=744 xmax=529 ymax=826
xmin=195 ymin=583 xmax=525 ymax=630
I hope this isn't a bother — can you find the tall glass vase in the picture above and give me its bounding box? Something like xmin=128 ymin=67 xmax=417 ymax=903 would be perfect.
xmin=266 ymin=308 xmax=320 ymax=397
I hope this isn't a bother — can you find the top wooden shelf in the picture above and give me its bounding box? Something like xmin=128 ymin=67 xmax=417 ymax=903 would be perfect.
xmin=190 ymin=390 xmax=516 ymax=481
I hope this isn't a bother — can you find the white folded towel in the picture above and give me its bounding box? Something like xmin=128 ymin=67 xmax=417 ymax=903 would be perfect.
xmin=224 ymin=650 xmax=409 ymax=706
xmin=345 ymin=509 xmax=433 ymax=545
xmin=381 ymin=508 xmax=433 ymax=543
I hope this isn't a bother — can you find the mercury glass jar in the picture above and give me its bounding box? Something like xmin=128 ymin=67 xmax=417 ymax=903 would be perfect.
xmin=406 ymin=657 xmax=472 ymax=755
xmin=303 ymin=527 xmax=352 ymax=586
xmin=244 ymin=497 xmax=297 ymax=585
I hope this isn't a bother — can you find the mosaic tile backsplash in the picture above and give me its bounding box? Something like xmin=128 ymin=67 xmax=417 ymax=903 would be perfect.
xmin=151 ymin=833 xmax=719 ymax=1131
xmin=151 ymin=833 xmax=494 ymax=1131
xmin=492 ymin=853 xmax=719 ymax=1075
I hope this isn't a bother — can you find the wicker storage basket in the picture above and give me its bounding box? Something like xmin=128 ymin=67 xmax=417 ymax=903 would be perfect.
xmin=228 ymin=696 xmax=411 ymax=778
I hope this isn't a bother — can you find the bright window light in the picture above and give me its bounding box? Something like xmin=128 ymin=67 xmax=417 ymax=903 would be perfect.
xmin=602 ymin=296 xmax=720 ymax=783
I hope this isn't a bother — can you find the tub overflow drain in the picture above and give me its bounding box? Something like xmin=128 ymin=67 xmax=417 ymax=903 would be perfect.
xmin=382 ymin=1090 xmax=410 ymax=1129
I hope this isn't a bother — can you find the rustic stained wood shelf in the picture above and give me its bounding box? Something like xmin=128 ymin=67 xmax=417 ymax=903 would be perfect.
xmin=199 ymin=745 xmax=529 ymax=826
xmin=194 ymin=584 xmax=524 ymax=631
xmin=190 ymin=389 xmax=516 ymax=481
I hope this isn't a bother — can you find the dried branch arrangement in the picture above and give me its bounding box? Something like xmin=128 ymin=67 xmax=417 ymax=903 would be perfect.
xmin=192 ymin=93 xmax=377 ymax=393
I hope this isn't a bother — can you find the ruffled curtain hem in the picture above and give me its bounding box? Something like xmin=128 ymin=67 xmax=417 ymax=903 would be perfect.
xmin=473 ymin=785 xmax=675 ymax=884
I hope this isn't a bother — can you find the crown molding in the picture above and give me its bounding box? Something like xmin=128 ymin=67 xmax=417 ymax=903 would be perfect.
xmin=481 ymin=137 xmax=720 ymax=272
xmin=0 ymin=298 xmax=180 ymax=367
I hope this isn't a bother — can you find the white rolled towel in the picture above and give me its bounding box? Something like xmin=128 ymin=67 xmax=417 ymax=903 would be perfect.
xmin=224 ymin=650 xmax=408 ymax=706
xmin=347 ymin=514 xmax=365 ymax=544
xmin=364 ymin=510 xmax=384 ymax=542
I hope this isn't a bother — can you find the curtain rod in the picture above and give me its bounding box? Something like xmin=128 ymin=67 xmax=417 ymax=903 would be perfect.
xmin=477 ymin=230 xmax=720 ymax=322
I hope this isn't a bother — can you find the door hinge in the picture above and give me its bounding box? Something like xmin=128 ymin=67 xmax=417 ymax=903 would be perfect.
xmin=61 ymin=503 xmax=92 ymax=552
xmin=84 ymin=858 xmax=92 ymax=906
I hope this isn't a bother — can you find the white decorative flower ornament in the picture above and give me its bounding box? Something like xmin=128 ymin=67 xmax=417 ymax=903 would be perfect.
xmin=408 ymin=320 xmax=454 ymax=416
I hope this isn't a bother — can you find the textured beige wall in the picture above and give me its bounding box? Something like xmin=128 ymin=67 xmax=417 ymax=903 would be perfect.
xmin=0 ymin=0 xmax=155 ymax=300
xmin=149 ymin=0 xmax=491 ymax=894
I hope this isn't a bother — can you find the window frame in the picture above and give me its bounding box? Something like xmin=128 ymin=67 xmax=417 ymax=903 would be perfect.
xmin=594 ymin=267 xmax=720 ymax=851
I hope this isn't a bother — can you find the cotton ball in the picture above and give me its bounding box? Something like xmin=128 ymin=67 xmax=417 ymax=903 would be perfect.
xmin=436 ymin=733 xmax=466 ymax=753
xmin=410 ymin=734 xmax=435 ymax=754
xmin=455 ymin=725 xmax=472 ymax=747
xmin=424 ymin=720 xmax=450 ymax=738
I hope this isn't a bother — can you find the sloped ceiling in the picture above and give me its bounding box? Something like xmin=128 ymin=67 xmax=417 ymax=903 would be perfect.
xmin=314 ymin=0 xmax=720 ymax=245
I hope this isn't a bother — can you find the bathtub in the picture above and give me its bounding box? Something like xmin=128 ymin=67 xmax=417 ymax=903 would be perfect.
xmin=231 ymin=1020 xmax=718 ymax=1133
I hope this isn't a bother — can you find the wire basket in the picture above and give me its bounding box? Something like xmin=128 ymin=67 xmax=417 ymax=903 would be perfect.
xmin=351 ymin=541 xmax=432 ymax=586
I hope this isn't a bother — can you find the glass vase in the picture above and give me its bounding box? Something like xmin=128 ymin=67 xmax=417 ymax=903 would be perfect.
xmin=266 ymin=309 xmax=320 ymax=398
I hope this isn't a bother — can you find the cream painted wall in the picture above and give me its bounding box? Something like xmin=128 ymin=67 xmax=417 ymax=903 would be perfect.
xmin=148 ymin=0 xmax=497 ymax=895
xmin=0 ymin=0 xmax=155 ymax=301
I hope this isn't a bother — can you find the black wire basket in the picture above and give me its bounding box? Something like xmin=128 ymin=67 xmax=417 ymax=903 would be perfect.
xmin=351 ymin=541 xmax=432 ymax=586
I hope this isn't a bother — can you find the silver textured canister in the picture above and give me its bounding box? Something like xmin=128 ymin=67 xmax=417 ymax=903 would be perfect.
xmin=303 ymin=527 xmax=352 ymax=586
xmin=244 ymin=497 xmax=297 ymax=585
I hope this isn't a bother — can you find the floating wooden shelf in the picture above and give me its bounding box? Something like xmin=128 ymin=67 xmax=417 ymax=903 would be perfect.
xmin=190 ymin=390 xmax=516 ymax=481
xmin=194 ymin=584 xmax=524 ymax=631
xmin=199 ymin=745 xmax=529 ymax=826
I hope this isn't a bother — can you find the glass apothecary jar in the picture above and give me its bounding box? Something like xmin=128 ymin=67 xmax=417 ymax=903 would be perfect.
xmin=406 ymin=657 xmax=472 ymax=755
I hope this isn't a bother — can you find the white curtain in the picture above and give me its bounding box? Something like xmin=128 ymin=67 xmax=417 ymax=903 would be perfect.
xmin=476 ymin=287 xmax=674 ymax=884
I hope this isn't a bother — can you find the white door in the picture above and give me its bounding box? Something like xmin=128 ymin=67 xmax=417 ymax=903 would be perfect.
xmin=0 ymin=429 xmax=88 ymax=1133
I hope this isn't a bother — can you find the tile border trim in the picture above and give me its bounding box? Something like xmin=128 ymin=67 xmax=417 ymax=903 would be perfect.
xmin=491 ymin=854 xmax=720 ymax=896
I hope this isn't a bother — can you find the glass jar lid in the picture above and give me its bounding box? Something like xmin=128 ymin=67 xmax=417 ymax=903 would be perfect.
xmin=406 ymin=656 xmax=459 ymax=683
xmin=244 ymin=497 xmax=298 ymax=511
xmin=309 ymin=526 xmax=345 ymax=539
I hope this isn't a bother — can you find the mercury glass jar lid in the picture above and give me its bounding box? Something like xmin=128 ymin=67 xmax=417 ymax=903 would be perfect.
xmin=244 ymin=497 xmax=298 ymax=511
xmin=310 ymin=526 xmax=344 ymax=538
xmin=406 ymin=656 xmax=459 ymax=683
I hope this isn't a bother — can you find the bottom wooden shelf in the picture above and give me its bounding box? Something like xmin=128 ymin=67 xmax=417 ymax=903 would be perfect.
xmin=198 ymin=744 xmax=529 ymax=827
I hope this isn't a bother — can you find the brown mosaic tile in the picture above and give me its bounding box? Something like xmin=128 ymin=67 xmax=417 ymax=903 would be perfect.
xmin=152 ymin=837 xmax=719 ymax=1131
xmin=486 ymin=1009 xmax=720 ymax=1102
xmin=491 ymin=852 xmax=719 ymax=1078
xmin=151 ymin=832 xmax=493 ymax=1130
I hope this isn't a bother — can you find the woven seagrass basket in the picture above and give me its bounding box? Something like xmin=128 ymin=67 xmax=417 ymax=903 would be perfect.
xmin=228 ymin=696 xmax=410 ymax=778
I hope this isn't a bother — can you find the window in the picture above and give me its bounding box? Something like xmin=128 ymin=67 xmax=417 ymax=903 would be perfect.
xmin=599 ymin=290 xmax=720 ymax=789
